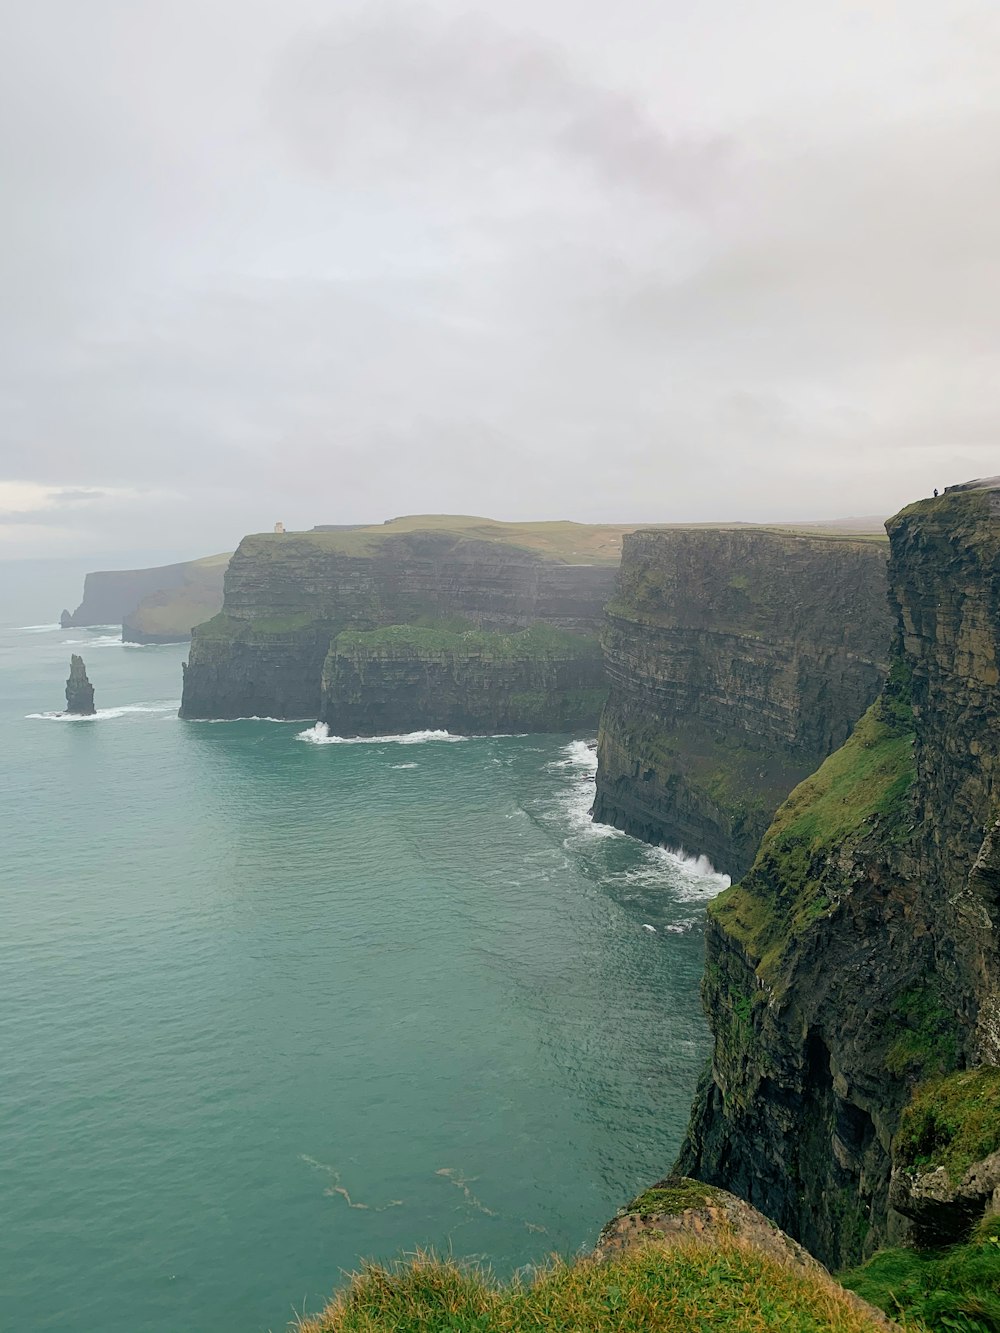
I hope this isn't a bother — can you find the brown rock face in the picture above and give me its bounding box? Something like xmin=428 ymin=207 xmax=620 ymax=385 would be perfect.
xmin=65 ymin=655 xmax=95 ymax=715
xmin=592 ymin=528 xmax=891 ymax=877
xmin=676 ymin=485 xmax=1000 ymax=1270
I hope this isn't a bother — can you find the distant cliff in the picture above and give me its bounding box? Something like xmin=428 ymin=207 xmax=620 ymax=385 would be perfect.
xmin=677 ymin=483 xmax=1000 ymax=1271
xmin=321 ymin=623 xmax=607 ymax=736
xmin=592 ymin=529 xmax=891 ymax=877
xmin=180 ymin=518 xmax=631 ymax=723
xmin=61 ymin=554 xmax=228 ymax=643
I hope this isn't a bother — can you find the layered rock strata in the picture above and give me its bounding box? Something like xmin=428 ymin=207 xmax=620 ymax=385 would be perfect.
xmin=593 ymin=529 xmax=891 ymax=877
xmin=321 ymin=624 xmax=606 ymax=735
xmin=181 ymin=527 xmax=619 ymax=721
xmin=677 ymin=484 xmax=1000 ymax=1270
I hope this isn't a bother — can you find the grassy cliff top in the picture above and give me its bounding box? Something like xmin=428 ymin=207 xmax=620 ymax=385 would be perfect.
xmin=247 ymin=517 xmax=641 ymax=565
xmin=241 ymin=514 xmax=892 ymax=567
xmin=298 ymin=1243 xmax=890 ymax=1333
xmin=125 ymin=553 xmax=229 ymax=636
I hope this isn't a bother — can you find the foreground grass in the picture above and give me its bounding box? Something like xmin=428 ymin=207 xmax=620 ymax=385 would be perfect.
xmin=842 ymin=1215 xmax=1000 ymax=1332
xmin=299 ymin=1241 xmax=889 ymax=1333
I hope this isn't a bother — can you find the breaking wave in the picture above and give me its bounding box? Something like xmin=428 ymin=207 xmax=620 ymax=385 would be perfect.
xmin=26 ymin=701 xmax=178 ymax=722
xmin=543 ymin=739 xmax=731 ymax=906
xmin=296 ymin=722 xmax=466 ymax=746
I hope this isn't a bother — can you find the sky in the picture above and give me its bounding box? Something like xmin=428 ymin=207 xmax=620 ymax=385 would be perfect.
xmin=3 ymin=0 xmax=1000 ymax=561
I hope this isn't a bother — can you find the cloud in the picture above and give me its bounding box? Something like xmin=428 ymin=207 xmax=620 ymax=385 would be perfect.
xmin=2 ymin=1 xmax=1000 ymax=559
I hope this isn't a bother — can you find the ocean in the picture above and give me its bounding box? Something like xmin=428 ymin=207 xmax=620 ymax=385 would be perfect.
xmin=0 ymin=617 xmax=726 ymax=1332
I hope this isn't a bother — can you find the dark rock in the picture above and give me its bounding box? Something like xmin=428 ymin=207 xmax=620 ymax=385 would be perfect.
xmin=592 ymin=528 xmax=891 ymax=877
xmin=180 ymin=531 xmax=618 ymax=721
xmin=676 ymin=487 xmax=1000 ymax=1269
xmin=65 ymin=655 xmax=95 ymax=715
xmin=321 ymin=625 xmax=606 ymax=735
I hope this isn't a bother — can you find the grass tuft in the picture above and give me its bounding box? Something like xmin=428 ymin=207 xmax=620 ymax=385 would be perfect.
xmin=298 ymin=1241 xmax=890 ymax=1332
xmin=842 ymin=1215 xmax=1000 ymax=1332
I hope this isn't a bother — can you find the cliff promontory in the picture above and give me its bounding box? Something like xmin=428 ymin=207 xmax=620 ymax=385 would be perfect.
xmin=61 ymin=553 xmax=228 ymax=643
xmin=180 ymin=517 xmax=634 ymax=724
xmin=592 ymin=528 xmax=891 ymax=877
xmin=677 ymin=483 xmax=1000 ymax=1272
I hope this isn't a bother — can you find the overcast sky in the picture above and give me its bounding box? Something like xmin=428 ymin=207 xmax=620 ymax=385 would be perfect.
xmin=3 ymin=0 xmax=999 ymax=560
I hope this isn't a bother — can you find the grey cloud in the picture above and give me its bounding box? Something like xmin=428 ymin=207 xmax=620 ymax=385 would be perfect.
xmin=2 ymin=1 xmax=1000 ymax=558
xmin=269 ymin=6 xmax=729 ymax=206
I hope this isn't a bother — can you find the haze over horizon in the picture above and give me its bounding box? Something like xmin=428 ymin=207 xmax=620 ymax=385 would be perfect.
xmin=4 ymin=0 xmax=1000 ymax=560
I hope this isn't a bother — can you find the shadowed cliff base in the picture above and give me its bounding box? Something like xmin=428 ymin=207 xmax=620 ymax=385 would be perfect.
xmin=592 ymin=526 xmax=891 ymax=878
xmin=677 ymin=481 xmax=1000 ymax=1273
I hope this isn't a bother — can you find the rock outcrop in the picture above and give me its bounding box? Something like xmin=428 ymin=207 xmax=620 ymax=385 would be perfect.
xmin=65 ymin=655 xmax=95 ymax=715
xmin=321 ymin=624 xmax=606 ymax=735
xmin=180 ymin=520 xmax=627 ymax=722
xmin=677 ymin=483 xmax=1000 ymax=1270
xmin=594 ymin=1176 xmax=896 ymax=1328
xmin=592 ymin=528 xmax=891 ymax=877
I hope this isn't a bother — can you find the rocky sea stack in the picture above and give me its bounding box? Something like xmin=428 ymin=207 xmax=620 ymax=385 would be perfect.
xmin=65 ymin=655 xmax=95 ymax=716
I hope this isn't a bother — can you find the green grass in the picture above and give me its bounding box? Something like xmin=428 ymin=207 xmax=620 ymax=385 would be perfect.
xmin=885 ymin=986 xmax=962 ymax=1079
xmin=299 ymin=1242 xmax=890 ymax=1332
xmin=709 ymin=690 xmax=916 ymax=982
xmin=241 ymin=516 xmax=641 ymax=566
xmin=332 ymin=623 xmax=602 ymax=661
xmin=894 ymin=1068 xmax=1000 ymax=1180
xmin=625 ymin=1180 xmax=725 ymax=1216
xmin=841 ymin=1213 xmax=1000 ymax=1332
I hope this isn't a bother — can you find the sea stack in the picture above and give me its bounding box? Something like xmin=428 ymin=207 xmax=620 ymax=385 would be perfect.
xmin=65 ymin=655 xmax=96 ymax=715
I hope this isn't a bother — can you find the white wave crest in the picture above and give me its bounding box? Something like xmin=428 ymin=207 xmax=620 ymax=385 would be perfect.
xmin=187 ymin=715 xmax=297 ymax=724
xmin=26 ymin=701 xmax=178 ymax=722
xmin=296 ymin=722 xmax=466 ymax=746
xmin=390 ymin=762 xmax=419 ymax=770
xmin=13 ymin=623 xmax=61 ymax=632
xmin=61 ymin=634 xmax=123 ymax=647
xmin=548 ymin=739 xmax=598 ymax=772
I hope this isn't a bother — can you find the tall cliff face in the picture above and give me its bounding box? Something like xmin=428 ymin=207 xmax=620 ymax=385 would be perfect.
xmin=180 ymin=526 xmax=619 ymax=721
xmin=593 ymin=530 xmax=891 ymax=877
xmin=678 ymin=485 xmax=1000 ymax=1272
xmin=320 ymin=624 xmax=607 ymax=736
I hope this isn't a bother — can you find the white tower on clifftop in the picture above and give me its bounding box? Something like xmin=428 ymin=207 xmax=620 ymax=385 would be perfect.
xmin=274 ymin=521 xmax=285 ymax=534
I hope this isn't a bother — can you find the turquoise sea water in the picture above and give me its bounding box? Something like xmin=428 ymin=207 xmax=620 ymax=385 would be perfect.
xmin=0 ymin=620 xmax=727 ymax=1333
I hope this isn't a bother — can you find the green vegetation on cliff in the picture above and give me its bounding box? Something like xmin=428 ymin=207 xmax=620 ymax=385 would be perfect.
xmin=333 ymin=621 xmax=602 ymax=660
xmin=709 ymin=687 xmax=916 ymax=983
xmin=842 ymin=1213 xmax=1000 ymax=1332
xmin=895 ymin=1068 xmax=1000 ymax=1181
xmin=299 ymin=1243 xmax=889 ymax=1333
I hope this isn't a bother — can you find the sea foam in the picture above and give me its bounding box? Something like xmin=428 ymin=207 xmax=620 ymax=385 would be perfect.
xmin=26 ymin=701 xmax=178 ymax=722
xmin=296 ymin=722 xmax=466 ymax=746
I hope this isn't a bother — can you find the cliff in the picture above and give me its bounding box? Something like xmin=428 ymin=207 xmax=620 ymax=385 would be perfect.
xmin=592 ymin=528 xmax=891 ymax=877
xmin=61 ymin=554 xmax=228 ymax=642
xmin=677 ymin=483 xmax=1000 ymax=1272
xmin=321 ymin=623 xmax=607 ymax=735
xmin=64 ymin=654 xmax=95 ymax=715
xmin=181 ymin=518 xmax=629 ymax=721
xmin=121 ymin=553 xmax=228 ymax=644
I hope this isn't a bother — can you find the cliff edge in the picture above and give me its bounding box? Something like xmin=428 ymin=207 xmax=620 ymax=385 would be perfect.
xmin=677 ymin=484 xmax=1000 ymax=1270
